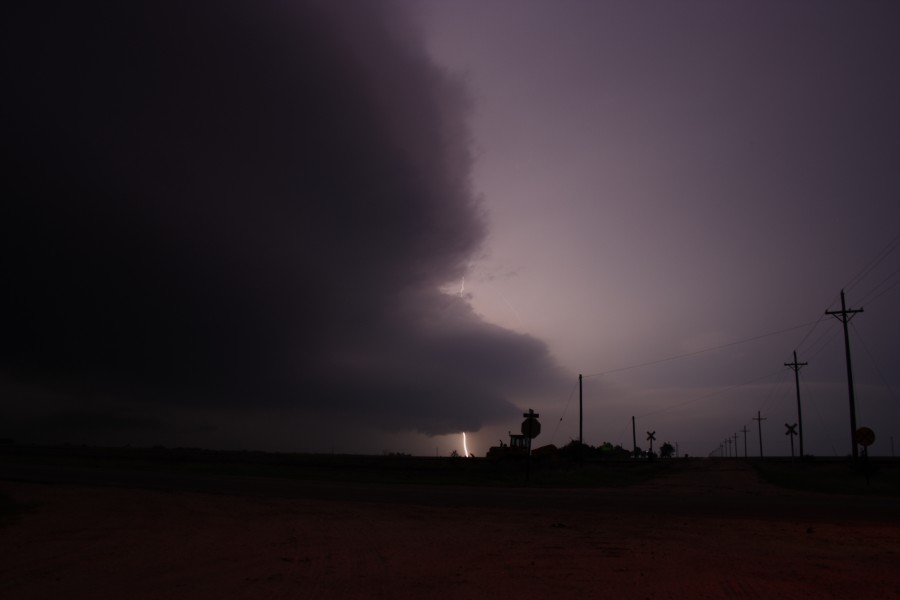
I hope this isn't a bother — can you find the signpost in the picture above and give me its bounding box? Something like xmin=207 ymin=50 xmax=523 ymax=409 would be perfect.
xmin=785 ymin=423 xmax=798 ymax=459
xmin=647 ymin=431 xmax=656 ymax=458
xmin=856 ymin=427 xmax=875 ymax=485
xmin=521 ymin=410 xmax=541 ymax=439
xmin=522 ymin=409 xmax=540 ymax=482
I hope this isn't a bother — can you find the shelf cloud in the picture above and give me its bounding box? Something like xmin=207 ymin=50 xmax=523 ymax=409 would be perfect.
xmin=1 ymin=1 xmax=568 ymax=445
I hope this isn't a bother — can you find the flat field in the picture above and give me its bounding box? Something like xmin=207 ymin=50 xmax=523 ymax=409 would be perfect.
xmin=2 ymin=450 xmax=899 ymax=599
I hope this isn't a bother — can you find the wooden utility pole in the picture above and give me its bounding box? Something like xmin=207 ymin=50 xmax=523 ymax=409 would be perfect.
xmin=579 ymin=374 xmax=583 ymax=447
xmin=825 ymin=290 xmax=863 ymax=460
xmin=578 ymin=374 xmax=583 ymax=463
xmin=741 ymin=425 xmax=750 ymax=458
xmin=632 ymin=415 xmax=637 ymax=458
xmin=753 ymin=411 xmax=767 ymax=457
xmin=784 ymin=350 xmax=808 ymax=457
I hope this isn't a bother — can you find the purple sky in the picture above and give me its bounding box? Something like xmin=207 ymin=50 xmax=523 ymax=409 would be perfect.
xmin=3 ymin=1 xmax=899 ymax=457
xmin=422 ymin=0 xmax=900 ymax=457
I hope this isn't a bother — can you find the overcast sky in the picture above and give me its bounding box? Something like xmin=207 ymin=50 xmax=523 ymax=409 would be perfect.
xmin=3 ymin=1 xmax=899 ymax=457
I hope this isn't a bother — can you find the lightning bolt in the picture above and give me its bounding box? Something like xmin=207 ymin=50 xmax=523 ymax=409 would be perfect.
xmin=462 ymin=432 xmax=469 ymax=457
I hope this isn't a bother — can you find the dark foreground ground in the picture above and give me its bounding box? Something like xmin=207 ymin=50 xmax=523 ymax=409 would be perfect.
xmin=1 ymin=452 xmax=899 ymax=599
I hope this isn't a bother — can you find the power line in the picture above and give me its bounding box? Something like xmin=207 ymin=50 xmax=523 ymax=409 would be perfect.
xmin=635 ymin=368 xmax=784 ymax=419
xmin=798 ymin=317 xmax=842 ymax=362
xmin=851 ymin=321 xmax=900 ymax=411
xmin=583 ymin=320 xmax=819 ymax=379
xmin=844 ymin=232 xmax=900 ymax=294
xmin=549 ymin=379 xmax=579 ymax=445
xmin=791 ymin=233 xmax=898 ymax=360
xmin=784 ymin=350 xmax=808 ymax=457
xmin=753 ymin=410 xmax=767 ymax=458
xmin=565 ymin=232 xmax=899 ymax=457
xmin=759 ymin=366 xmax=791 ymax=415
xmin=856 ymin=264 xmax=900 ymax=306
xmin=825 ymin=290 xmax=864 ymax=460
xmin=865 ymin=276 xmax=900 ymax=306
xmin=805 ymin=385 xmax=839 ymax=457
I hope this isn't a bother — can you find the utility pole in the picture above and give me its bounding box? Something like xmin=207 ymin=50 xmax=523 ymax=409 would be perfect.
xmin=632 ymin=416 xmax=637 ymax=458
xmin=825 ymin=290 xmax=864 ymax=460
xmin=753 ymin=411 xmax=767 ymax=457
xmin=734 ymin=432 xmax=739 ymax=456
xmin=579 ymin=374 xmax=583 ymax=450
xmin=741 ymin=426 xmax=750 ymax=458
xmin=784 ymin=350 xmax=808 ymax=457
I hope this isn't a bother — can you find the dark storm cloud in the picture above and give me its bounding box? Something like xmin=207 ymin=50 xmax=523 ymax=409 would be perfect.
xmin=1 ymin=0 xmax=567 ymax=439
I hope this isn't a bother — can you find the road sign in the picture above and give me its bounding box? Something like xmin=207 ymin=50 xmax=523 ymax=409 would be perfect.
xmin=521 ymin=408 xmax=541 ymax=439
xmin=785 ymin=423 xmax=798 ymax=458
xmin=522 ymin=418 xmax=541 ymax=439
xmin=856 ymin=427 xmax=875 ymax=447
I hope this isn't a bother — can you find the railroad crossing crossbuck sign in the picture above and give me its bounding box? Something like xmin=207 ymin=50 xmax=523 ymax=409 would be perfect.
xmin=646 ymin=431 xmax=656 ymax=454
xmin=785 ymin=423 xmax=798 ymax=458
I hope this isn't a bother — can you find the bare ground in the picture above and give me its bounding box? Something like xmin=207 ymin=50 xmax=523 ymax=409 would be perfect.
xmin=2 ymin=459 xmax=899 ymax=599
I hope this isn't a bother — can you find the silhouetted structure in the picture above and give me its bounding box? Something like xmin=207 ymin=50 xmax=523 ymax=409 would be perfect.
xmin=753 ymin=411 xmax=767 ymax=457
xmin=579 ymin=374 xmax=583 ymax=462
xmin=632 ymin=416 xmax=637 ymax=458
xmin=785 ymin=423 xmax=798 ymax=458
xmin=740 ymin=425 xmax=750 ymax=458
xmin=784 ymin=350 xmax=808 ymax=457
xmin=825 ymin=290 xmax=863 ymax=460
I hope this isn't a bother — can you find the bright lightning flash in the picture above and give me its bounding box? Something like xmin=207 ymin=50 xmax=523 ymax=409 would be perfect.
xmin=462 ymin=432 xmax=469 ymax=458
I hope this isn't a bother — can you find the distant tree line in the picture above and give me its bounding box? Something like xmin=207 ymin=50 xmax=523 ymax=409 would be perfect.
xmin=556 ymin=440 xmax=676 ymax=460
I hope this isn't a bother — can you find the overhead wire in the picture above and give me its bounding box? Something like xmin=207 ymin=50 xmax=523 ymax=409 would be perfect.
xmin=582 ymin=320 xmax=819 ymax=379
xmin=560 ymin=231 xmax=899 ymax=453
xmin=634 ymin=368 xmax=784 ymax=419
xmin=855 ymin=264 xmax=900 ymax=306
xmin=758 ymin=366 xmax=792 ymax=416
xmin=791 ymin=314 xmax=830 ymax=358
xmin=805 ymin=384 xmax=839 ymax=457
xmin=801 ymin=323 xmax=842 ymax=362
xmin=851 ymin=321 xmax=900 ymax=411
xmin=843 ymin=232 xmax=900 ymax=294
xmin=549 ymin=379 xmax=579 ymax=445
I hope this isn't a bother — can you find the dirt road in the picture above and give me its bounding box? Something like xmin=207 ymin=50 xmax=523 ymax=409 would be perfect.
xmin=2 ymin=460 xmax=898 ymax=598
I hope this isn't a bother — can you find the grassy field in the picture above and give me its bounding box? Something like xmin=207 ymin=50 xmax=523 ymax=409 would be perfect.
xmin=752 ymin=457 xmax=900 ymax=496
xmin=0 ymin=443 xmax=671 ymax=488
xmin=5 ymin=444 xmax=900 ymax=494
